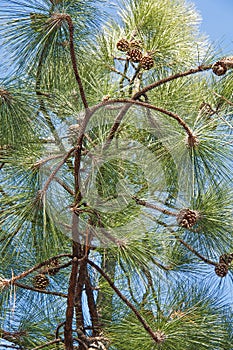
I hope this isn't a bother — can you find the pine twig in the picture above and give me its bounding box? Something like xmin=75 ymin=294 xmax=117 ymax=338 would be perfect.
xmin=176 ymin=237 xmax=217 ymax=266
xmin=157 ymin=219 xmax=217 ymax=266
xmin=1 ymin=254 xmax=72 ymax=286
xmin=107 ymin=65 xmax=130 ymax=82
xmin=32 ymin=154 xmax=65 ymax=169
xmin=105 ymin=99 xmax=194 ymax=137
xmin=103 ymin=103 xmax=131 ymax=148
xmin=213 ymin=91 xmax=233 ymax=107
xmin=53 ymin=176 xmax=75 ymax=196
xmin=87 ymin=259 xmax=164 ymax=344
xmin=39 ymin=148 xmax=75 ymax=198
xmin=132 ymin=64 xmax=212 ymax=100
xmin=31 ymin=339 xmax=62 ymax=350
xmin=128 ymin=65 xmax=142 ymax=96
xmin=14 ymin=282 xmax=68 ymax=298
xmin=85 ymin=64 xmax=213 ymax=146
xmin=64 ymin=257 xmax=80 ymax=350
xmin=119 ymin=59 xmax=130 ymax=94
xmin=65 ymin=15 xmax=88 ymax=109
xmin=74 ymin=260 xmax=87 ymax=334
xmin=84 ymin=268 xmax=100 ymax=336
xmin=55 ymin=322 xmax=65 ymax=339
xmin=133 ymin=196 xmax=177 ymax=216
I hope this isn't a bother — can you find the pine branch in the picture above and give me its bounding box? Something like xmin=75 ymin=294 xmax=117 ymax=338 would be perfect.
xmin=55 ymin=322 xmax=65 ymax=339
xmin=53 ymin=176 xmax=75 ymax=196
xmin=132 ymin=64 xmax=212 ymax=100
xmin=107 ymin=99 xmax=194 ymax=137
xmin=94 ymin=65 xmax=212 ymax=141
xmin=107 ymin=64 xmax=130 ymax=83
xmin=213 ymin=92 xmax=233 ymax=107
xmin=157 ymin=220 xmax=217 ymax=266
xmin=64 ymin=257 xmax=80 ymax=350
xmin=74 ymin=260 xmax=87 ymax=335
xmin=119 ymin=59 xmax=130 ymax=94
xmin=128 ymin=65 xmax=142 ymax=96
xmin=133 ymin=196 xmax=177 ymax=216
xmin=14 ymin=282 xmax=68 ymax=297
xmin=32 ymin=154 xmax=66 ymax=169
xmin=41 ymin=260 xmax=73 ymax=275
xmin=84 ymin=266 xmax=100 ymax=336
xmin=103 ymin=103 xmax=131 ymax=148
xmin=64 ymin=14 xmax=88 ymax=109
xmin=87 ymin=259 xmax=165 ymax=344
xmin=88 ymin=96 xmax=195 ymax=141
xmin=1 ymin=254 xmax=72 ymax=286
xmin=31 ymin=339 xmax=62 ymax=350
xmin=176 ymin=237 xmax=217 ymax=266
xmin=39 ymin=148 xmax=75 ymax=198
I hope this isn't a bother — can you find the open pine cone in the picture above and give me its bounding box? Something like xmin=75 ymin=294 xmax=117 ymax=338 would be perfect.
xmin=116 ymin=38 xmax=130 ymax=52
xmin=127 ymin=48 xmax=143 ymax=63
xmin=176 ymin=208 xmax=199 ymax=228
xmin=212 ymin=61 xmax=227 ymax=76
xmin=140 ymin=54 xmax=154 ymax=70
xmin=215 ymin=263 xmax=228 ymax=277
xmin=32 ymin=274 xmax=50 ymax=290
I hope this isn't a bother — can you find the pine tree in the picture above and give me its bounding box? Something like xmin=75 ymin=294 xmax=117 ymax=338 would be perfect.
xmin=1 ymin=0 xmax=233 ymax=349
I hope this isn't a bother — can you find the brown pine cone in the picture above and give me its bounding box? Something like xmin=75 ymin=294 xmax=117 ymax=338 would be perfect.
xmin=127 ymin=48 xmax=143 ymax=63
xmin=116 ymin=38 xmax=130 ymax=52
xmin=140 ymin=55 xmax=154 ymax=70
xmin=32 ymin=274 xmax=50 ymax=290
xmin=215 ymin=263 xmax=228 ymax=277
xmin=212 ymin=61 xmax=227 ymax=76
xmin=176 ymin=208 xmax=198 ymax=228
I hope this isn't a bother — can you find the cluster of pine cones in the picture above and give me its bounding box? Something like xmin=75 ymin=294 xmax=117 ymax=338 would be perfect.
xmin=116 ymin=38 xmax=154 ymax=70
xmin=215 ymin=253 xmax=233 ymax=277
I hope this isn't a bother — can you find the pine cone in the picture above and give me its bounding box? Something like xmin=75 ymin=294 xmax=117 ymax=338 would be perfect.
xmin=32 ymin=274 xmax=50 ymax=290
xmin=116 ymin=38 xmax=130 ymax=52
xmin=176 ymin=208 xmax=198 ymax=228
xmin=140 ymin=55 xmax=154 ymax=70
xmin=215 ymin=263 xmax=228 ymax=277
xmin=212 ymin=61 xmax=227 ymax=76
xmin=127 ymin=49 xmax=143 ymax=63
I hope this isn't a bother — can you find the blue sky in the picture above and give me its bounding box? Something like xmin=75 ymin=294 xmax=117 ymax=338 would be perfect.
xmin=193 ymin=0 xmax=233 ymax=52
xmin=0 ymin=0 xmax=233 ymax=78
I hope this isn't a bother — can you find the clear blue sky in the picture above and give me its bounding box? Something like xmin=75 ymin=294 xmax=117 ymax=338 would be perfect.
xmin=193 ymin=0 xmax=233 ymax=52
